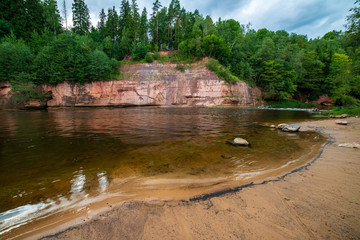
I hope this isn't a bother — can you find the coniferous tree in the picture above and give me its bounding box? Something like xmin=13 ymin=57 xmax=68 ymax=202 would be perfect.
xmin=105 ymin=7 xmax=119 ymax=41
xmin=151 ymin=0 xmax=162 ymax=46
xmin=62 ymin=0 xmax=68 ymax=30
xmin=139 ymin=7 xmax=148 ymax=44
xmin=72 ymin=0 xmax=91 ymax=35
xmin=131 ymin=0 xmax=140 ymax=40
xmin=97 ymin=8 xmax=107 ymax=38
xmin=42 ymin=0 xmax=62 ymax=37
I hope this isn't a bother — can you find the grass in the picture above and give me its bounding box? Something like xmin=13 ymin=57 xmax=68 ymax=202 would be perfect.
xmin=266 ymin=100 xmax=317 ymax=109
xmin=329 ymin=107 xmax=360 ymax=116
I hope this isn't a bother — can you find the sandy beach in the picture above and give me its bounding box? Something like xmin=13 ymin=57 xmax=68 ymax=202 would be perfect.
xmin=15 ymin=118 xmax=360 ymax=239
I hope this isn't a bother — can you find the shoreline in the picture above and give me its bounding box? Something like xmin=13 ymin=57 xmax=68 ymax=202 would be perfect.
xmin=6 ymin=118 xmax=360 ymax=239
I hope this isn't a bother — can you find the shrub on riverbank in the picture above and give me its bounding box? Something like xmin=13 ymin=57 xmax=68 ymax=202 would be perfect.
xmin=266 ymin=100 xmax=317 ymax=109
xmin=206 ymin=59 xmax=239 ymax=84
xmin=330 ymin=107 xmax=360 ymax=116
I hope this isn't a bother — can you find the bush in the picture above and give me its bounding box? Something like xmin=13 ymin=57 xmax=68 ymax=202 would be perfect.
xmin=34 ymin=33 xmax=117 ymax=84
xmin=88 ymin=49 xmax=112 ymax=80
xmin=10 ymin=76 xmax=43 ymax=102
xmin=132 ymin=43 xmax=148 ymax=60
xmin=161 ymin=43 xmax=167 ymax=50
xmin=145 ymin=54 xmax=154 ymax=63
xmin=0 ymin=39 xmax=34 ymax=81
xmin=153 ymin=52 xmax=160 ymax=60
xmin=266 ymin=100 xmax=317 ymax=108
xmin=176 ymin=64 xmax=185 ymax=72
xmin=206 ymin=59 xmax=239 ymax=83
xmin=330 ymin=107 xmax=360 ymax=116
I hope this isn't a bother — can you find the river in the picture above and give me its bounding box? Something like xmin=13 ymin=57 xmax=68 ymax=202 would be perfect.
xmin=0 ymin=107 xmax=326 ymax=238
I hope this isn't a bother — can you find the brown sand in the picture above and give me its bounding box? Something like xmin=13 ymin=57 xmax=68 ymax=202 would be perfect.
xmin=23 ymin=118 xmax=360 ymax=239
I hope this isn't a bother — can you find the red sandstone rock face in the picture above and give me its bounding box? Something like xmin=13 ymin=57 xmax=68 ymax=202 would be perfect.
xmin=0 ymin=81 xmax=11 ymax=107
xmin=311 ymin=95 xmax=334 ymax=106
xmin=0 ymin=63 xmax=263 ymax=108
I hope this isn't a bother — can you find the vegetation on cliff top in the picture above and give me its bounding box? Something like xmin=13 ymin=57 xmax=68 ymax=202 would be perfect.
xmin=0 ymin=0 xmax=359 ymax=106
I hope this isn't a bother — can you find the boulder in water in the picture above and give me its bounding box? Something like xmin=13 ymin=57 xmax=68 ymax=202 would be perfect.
xmin=277 ymin=123 xmax=287 ymax=129
xmin=282 ymin=124 xmax=301 ymax=132
xmin=227 ymin=138 xmax=249 ymax=146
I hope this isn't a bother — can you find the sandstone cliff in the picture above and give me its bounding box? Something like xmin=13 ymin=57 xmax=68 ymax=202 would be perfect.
xmin=0 ymin=62 xmax=263 ymax=108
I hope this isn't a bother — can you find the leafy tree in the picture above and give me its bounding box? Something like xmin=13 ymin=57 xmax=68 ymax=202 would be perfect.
xmin=345 ymin=0 xmax=360 ymax=46
xmin=0 ymin=36 xmax=34 ymax=81
xmin=72 ymin=0 xmax=91 ymax=35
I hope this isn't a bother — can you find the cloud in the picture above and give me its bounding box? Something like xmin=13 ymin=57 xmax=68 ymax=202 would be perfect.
xmin=57 ymin=0 xmax=355 ymax=38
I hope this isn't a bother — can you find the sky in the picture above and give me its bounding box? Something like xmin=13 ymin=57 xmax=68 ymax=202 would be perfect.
xmin=57 ymin=0 xmax=355 ymax=39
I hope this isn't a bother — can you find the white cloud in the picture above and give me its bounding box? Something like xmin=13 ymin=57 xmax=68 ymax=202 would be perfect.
xmin=57 ymin=0 xmax=355 ymax=38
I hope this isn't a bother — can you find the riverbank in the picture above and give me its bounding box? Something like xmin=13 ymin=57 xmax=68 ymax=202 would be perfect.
xmin=31 ymin=117 xmax=359 ymax=240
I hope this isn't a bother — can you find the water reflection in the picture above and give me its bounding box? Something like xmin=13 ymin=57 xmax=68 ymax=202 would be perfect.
xmin=0 ymin=107 xmax=324 ymax=237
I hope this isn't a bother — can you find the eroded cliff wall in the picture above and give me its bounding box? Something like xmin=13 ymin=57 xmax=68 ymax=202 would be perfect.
xmin=0 ymin=62 xmax=263 ymax=108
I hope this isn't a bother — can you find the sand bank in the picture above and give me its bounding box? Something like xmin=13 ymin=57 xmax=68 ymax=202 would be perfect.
xmin=16 ymin=118 xmax=360 ymax=239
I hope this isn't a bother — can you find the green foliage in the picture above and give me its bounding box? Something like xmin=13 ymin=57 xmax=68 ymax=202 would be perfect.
xmin=33 ymin=33 xmax=117 ymax=84
xmin=0 ymin=19 xmax=14 ymax=39
xmin=9 ymin=77 xmax=43 ymax=102
xmin=0 ymin=0 xmax=358 ymax=107
xmin=266 ymin=100 xmax=317 ymax=109
xmin=145 ymin=54 xmax=154 ymax=63
xmin=72 ymin=0 xmax=91 ymax=35
xmin=176 ymin=64 xmax=185 ymax=72
xmin=206 ymin=59 xmax=239 ymax=83
xmin=0 ymin=39 xmax=34 ymax=81
xmin=153 ymin=51 xmax=160 ymax=60
xmin=330 ymin=107 xmax=360 ymax=116
xmin=132 ymin=43 xmax=148 ymax=60
xmin=88 ymin=49 xmax=113 ymax=80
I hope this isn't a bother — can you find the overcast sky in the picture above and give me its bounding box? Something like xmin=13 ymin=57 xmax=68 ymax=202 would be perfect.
xmin=58 ymin=0 xmax=355 ymax=39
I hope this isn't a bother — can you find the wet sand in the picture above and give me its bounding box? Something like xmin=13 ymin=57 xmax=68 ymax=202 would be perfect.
xmin=20 ymin=118 xmax=360 ymax=239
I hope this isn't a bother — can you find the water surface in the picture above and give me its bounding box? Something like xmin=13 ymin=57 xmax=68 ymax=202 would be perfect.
xmin=0 ymin=107 xmax=326 ymax=237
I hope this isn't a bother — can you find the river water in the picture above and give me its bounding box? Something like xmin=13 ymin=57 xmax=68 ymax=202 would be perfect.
xmin=0 ymin=107 xmax=326 ymax=237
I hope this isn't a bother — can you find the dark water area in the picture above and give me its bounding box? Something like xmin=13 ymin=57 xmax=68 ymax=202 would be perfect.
xmin=0 ymin=107 xmax=326 ymax=236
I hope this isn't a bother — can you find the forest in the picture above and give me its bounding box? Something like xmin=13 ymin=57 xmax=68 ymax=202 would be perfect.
xmin=0 ymin=0 xmax=359 ymax=105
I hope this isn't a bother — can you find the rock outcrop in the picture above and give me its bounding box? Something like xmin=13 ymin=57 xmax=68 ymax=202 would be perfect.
xmin=0 ymin=62 xmax=263 ymax=108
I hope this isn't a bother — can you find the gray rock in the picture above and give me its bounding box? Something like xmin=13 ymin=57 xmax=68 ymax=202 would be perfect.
xmin=270 ymin=125 xmax=276 ymax=128
xmin=227 ymin=138 xmax=249 ymax=146
xmin=277 ymin=123 xmax=287 ymax=129
xmin=233 ymin=138 xmax=249 ymax=146
xmin=282 ymin=124 xmax=301 ymax=132
xmin=335 ymin=120 xmax=348 ymax=125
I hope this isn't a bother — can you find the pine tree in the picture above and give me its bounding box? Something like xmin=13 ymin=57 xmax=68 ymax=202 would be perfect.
xmin=97 ymin=8 xmax=107 ymax=38
xmin=72 ymin=0 xmax=91 ymax=35
xmin=131 ymin=0 xmax=140 ymax=40
xmin=151 ymin=0 xmax=162 ymax=46
xmin=120 ymin=0 xmax=131 ymax=30
xmin=139 ymin=7 xmax=148 ymax=44
xmin=105 ymin=7 xmax=119 ymax=41
xmin=62 ymin=0 xmax=68 ymax=29
xmin=42 ymin=0 xmax=62 ymax=36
